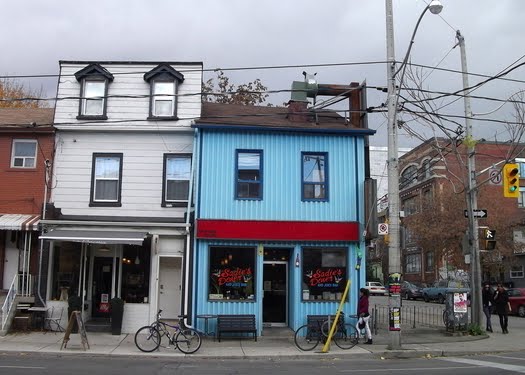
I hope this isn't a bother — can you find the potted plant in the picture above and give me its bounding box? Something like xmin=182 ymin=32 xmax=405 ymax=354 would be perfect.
xmin=110 ymin=297 xmax=124 ymax=335
xmin=68 ymin=295 xmax=82 ymax=333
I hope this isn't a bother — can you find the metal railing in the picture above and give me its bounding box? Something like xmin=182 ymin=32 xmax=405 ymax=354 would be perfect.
xmin=369 ymin=304 xmax=445 ymax=335
xmin=1 ymin=275 xmax=18 ymax=331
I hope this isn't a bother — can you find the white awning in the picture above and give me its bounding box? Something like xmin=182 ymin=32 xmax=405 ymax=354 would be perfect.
xmin=39 ymin=230 xmax=148 ymax=245
xmin=0 ymin=214 xmax=40 ymax=231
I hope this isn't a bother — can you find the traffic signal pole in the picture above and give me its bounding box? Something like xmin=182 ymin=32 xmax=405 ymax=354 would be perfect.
xmin=457 ymin=30 xmax=483 ymax=326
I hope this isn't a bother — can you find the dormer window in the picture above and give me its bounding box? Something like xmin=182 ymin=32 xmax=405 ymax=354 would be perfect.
xmin=144 ymin=64 xmax=184 ymax=120
xmin=75 ymin=64 xmax=114 ymax=120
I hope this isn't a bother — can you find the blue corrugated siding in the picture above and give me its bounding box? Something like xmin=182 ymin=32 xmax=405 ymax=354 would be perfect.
xmin=193 ymin=239 xmax=364 ymax=333
xmin=197 ymin=130 xmax=364 ymax=221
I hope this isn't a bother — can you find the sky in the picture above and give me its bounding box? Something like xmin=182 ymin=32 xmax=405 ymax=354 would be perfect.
xmin=2 ymin=0 xmax=524 ymax=148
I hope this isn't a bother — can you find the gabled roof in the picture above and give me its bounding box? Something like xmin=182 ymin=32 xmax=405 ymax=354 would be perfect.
xmin=74 ymin=63 xmax=114 ymax=82
xmin=195 ymin=102 xmax=375 ymax=135
xmin=0 ymin=108 xmax=54 ymax=130
xmin=143 ymin=64 xmax=184 ymax=83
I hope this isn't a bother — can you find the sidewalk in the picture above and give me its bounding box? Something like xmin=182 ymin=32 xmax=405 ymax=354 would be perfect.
xmin=0 ymin=326 xmax=522 ymax=359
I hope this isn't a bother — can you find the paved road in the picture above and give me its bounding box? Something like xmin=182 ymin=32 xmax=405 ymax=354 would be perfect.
xmin=1 ymin=351 xmax=525 ymax=374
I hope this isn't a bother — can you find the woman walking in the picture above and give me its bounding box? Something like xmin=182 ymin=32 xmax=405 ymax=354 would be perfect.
xmin=493 ymin=284 xmax=511 ymax=334
xmin=482 ymin=283 xmax=493 ymax=332
xmin=356 ymin=288 xmax=372 ymax=344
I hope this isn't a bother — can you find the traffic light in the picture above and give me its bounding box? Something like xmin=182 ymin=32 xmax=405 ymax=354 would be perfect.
xmin=481 ymin=229 xmax=496 ymax=250
xmin=503 ymin=163 xmax=520 ymax=198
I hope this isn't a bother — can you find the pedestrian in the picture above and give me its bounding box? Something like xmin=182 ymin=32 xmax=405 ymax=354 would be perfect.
xmin=481 ymin=283 xmax=493 ymax=332
xmin=493 ymin=284 xmax=512 ymax=334
xmin=356 ymin=287 xmax=372 ymax=344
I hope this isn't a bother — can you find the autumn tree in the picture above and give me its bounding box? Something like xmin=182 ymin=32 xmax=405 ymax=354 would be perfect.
xmin=202 ymin=70 xmax=271 ymax=106
xmin=0 ymin=78 xmax=46 ymax=108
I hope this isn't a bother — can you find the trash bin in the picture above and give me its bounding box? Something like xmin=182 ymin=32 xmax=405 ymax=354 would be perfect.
xmin=444 ymin=289 xmax=469 ymax=332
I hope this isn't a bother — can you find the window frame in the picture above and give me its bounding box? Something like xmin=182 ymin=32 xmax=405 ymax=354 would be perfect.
xmin=89 ymin=153 xmax=123 ymax=207
xmin=301 ymin=247 xmax=347 ymax=302
xmin=235 ymin=149 xmax=263 ymax=200
xmin=425 ymin=251 xmax=434 ymax=271
xmin=149 ymin=79 xmax=177 ymax=119
xmin=405 ymin=253 xmax=421 ymax=274
xmin=78 ymin=77 xmax=109 ymax=119
xmin=208 ymin=246 xmax=257 ymax=302
xmin=510 ymin=265 xmax=524 ymax=279
xmin=301 ymin=151 xmax=328 ymax=202
xmin=162 ymin=153 xmax=192 ymax=207
xmin=11 ymin=139 xmax=37 ymax=168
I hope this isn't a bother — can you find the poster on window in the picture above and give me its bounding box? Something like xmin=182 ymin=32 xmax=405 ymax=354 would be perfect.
xmin=453 ymin=292 xmax=468 ymax=313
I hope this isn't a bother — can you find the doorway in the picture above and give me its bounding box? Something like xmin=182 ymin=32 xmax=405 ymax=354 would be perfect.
xmin=91 ymin=257 xmax=115 ymax=318
xmin=158 ymin=257 xmax=182 ymax=319
xmin=262 ymin=248 xmax=291 ymax=327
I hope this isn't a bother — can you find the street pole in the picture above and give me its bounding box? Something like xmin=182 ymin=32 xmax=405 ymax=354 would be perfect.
xmin=457 ymin=30 xmax=483 ymax=326
xmin=385 ymin=0 xmax=443 ymax=350
xmin=385 ymin=0 xmax=401 ymax=350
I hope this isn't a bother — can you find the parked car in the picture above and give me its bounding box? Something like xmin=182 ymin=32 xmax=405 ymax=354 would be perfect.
xmin=508 ymin=288 xmax=525 ymax=317
xmin=401 ymin=281 xmax=424 ymax=300
xmin=365 ymin=281 xmax=388 ymax=296
xmin=422 ymin=280 xmax=470 ymax=304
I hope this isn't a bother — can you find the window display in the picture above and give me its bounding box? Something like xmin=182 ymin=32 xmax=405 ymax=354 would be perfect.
xmin=208 ymin=246 xmax=255 ymax=301
xmin=302 ymin=248 xmax=347 ymax=301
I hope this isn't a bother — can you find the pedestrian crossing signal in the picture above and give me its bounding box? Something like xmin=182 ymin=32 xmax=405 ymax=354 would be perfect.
xmin=503 ymin=163 xmax=520 ymax=198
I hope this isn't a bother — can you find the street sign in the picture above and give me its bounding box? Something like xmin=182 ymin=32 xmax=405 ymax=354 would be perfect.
xmin=378 ymin=223 xmax=389 ymax=235
xmin=489 ymin=168 xmax=502 ymax=185
xmin=464 ymin=209 xmax=487 ymax=218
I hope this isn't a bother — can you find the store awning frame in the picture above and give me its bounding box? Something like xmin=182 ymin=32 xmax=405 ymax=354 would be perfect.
xmin=39 ymin=230 xmax=148 ymax=245
xmin=0 ymin=214 xmax=40 ymax=231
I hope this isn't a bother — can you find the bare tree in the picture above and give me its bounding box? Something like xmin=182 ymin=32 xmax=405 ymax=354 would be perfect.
xmin=202 ymin=70 xmax=271 ymax=106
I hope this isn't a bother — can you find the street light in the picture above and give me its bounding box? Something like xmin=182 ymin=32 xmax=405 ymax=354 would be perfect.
xmin=385 ymin=0 xmax=443 ymax=350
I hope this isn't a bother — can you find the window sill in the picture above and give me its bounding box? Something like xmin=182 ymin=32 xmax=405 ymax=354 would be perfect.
xmin=89 ymin=202 xmax=122 ymax=207
xmin=77 ymin=115 xmax=108 ymax=120
xmin=147 ymin=116 xmax=179 ymax=121
xmin=162 ymin=202 xmax=189 ymax=208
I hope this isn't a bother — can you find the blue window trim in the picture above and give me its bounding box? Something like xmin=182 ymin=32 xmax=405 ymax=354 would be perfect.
xmin=301 ymin=151 xmax=328 ymax=202
xmin=235 ymin=149 xmax=263 ymax=200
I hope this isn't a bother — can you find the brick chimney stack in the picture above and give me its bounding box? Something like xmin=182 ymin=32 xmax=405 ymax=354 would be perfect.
xmin=287 ymin=100 xmax=310 ymax=123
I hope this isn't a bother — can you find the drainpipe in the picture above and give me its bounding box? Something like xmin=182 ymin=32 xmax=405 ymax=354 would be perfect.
xmin=36 ymin=159 xmax=51 ymax=306
xmin=182 ymin=128 xmax=199 ymax=328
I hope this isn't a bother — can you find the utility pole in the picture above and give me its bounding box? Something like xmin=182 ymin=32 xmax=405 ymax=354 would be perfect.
xmin=457 ymin=30 xmax=482 ymax=326
xmin=385 ymin=0 xmax=401 ymax=350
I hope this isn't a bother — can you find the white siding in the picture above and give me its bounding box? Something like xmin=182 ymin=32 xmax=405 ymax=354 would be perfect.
xmin=51 ymin=131 xmax=193 ymax=218
xmin=54 ymin=62 xmax=202 ymax=130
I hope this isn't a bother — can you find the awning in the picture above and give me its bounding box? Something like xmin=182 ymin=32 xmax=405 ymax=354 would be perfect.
xmin=39 ymin=230 xmax=148 ymax=245
xmin=0 ymin=214 xmax=40 ymax=231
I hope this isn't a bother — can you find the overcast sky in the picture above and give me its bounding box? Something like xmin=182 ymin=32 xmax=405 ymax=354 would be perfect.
xmin=2 ymin=0 xmax=524 ymax=147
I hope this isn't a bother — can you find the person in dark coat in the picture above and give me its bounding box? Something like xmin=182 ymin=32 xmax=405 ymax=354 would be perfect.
xmin=482 ymin=283 xmax=494 ymax=332
xmin=356 ymin=288 xmax=372 ymax=344
xmin=493 ymin=284 xmax=512 ymax=334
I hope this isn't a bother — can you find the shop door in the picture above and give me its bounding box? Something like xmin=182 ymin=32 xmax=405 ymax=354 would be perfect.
xmin=158 ymin=257 xmax=182 ymax=319
xmin=92 ymin=257 xmax=114 ymax=318
xmin=263 ymin=262 xmax=288 ymax=327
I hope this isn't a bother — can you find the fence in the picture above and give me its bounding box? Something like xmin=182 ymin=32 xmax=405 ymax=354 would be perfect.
xmin=369 ymin=304 xmax=445 ymax=335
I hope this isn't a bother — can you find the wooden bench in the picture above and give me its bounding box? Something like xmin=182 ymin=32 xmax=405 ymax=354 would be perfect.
xmin=217 ymin=314 xmax=257 ymax=342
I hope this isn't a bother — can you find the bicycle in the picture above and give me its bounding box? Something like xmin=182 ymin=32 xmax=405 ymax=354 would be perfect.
xmin=134 ymin=310 xmax=202 ymax=354
xmin=294 ymin=313 xmax=358 ymax=351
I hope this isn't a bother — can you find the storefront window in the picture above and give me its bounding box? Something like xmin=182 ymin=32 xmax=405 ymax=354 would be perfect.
xmin=121 ymin=244 xmax=151 ymax=303
xmin=302 ymin=248 xmax=347 ymax=301
xmin=208 ymin=246 xmax=255 ymax=301
xmin=51 ymin=242 xmax=83 ymax=301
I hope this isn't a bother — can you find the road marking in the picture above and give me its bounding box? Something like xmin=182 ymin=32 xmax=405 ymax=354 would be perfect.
xmin=440 ymin=357 xmax=525 ymax=373
xmin=490 ymin=355 xmax=525 ymax=362
xmin=0 ymin=366 xmax=46 ymax=369
xmin=341 ymin=366 xmax=479 ymax=372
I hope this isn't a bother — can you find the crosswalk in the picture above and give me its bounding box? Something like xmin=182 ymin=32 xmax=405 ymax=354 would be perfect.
xmin=440 ymin=355 xmax=525 ymax=373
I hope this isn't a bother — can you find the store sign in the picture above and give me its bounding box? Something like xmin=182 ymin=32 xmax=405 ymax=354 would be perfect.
xmin=212 ymin=267 xmax=253 ymax=287
xmin=304 ymin=267 xmax=345 ymax=288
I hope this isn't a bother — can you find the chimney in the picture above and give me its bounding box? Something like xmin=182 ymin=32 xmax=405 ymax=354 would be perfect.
xmin=287 ymin=99 xmax=309 ymax=122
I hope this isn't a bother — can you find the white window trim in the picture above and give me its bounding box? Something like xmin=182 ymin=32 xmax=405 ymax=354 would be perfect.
xmin=165 ymin=155 xmax=191 ymax=203
xmin=510 ymin=265 xmax=524 ymax=279
xmin=11 ymin=139 xmax=37 ymax=168
xmin=93 ymin=156 xmax=121 ymax=203
xmin=152 ymin=80 xmax=175 ymax=117
xmin=81 ymin=79 xmax=106 ymax=116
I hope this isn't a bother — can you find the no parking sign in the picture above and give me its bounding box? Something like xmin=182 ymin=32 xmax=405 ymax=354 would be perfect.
xmin=378 ymin=223 xmax=389 ymax=235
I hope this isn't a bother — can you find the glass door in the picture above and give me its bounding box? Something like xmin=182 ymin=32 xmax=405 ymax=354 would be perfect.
xmin=263 ymin=261 xmax=288 ymax=326
xmin=91 ymin=257 xmax=115 ymax=318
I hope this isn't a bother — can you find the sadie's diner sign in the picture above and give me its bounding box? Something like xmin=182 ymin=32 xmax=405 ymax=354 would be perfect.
xmin=304 ymin=267 xmax=345 ymax=288
xmin=212 ymin=267 xmax=253 ymax=287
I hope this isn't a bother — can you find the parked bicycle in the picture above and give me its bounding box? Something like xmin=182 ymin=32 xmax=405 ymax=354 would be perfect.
xmin=134 ymin=310 xmax=202 ymax=354
xmin=294 ymin=312 xmax=359 ymax=351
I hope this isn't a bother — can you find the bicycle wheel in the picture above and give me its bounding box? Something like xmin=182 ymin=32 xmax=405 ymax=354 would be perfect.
xmin=294 ymin=324 xmax=320 ymax=351
xmin=134 ymin=326 xmax=161 ymax=352
xmin=320 ymin=318 xmax=341 ymax=337
xmin=175 ymin=328 xmax=202 ymax=354
xmin=332 ymin=324 xmax=359 ymax=350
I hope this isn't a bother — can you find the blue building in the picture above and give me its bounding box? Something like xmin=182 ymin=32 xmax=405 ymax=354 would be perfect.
xmin=191 ymin=80 xmax=375 ymax=336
